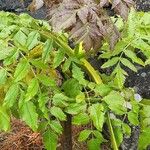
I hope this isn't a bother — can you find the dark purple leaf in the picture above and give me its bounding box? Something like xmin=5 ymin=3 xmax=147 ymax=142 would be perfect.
xmin=123 ymin=0 xmax=135 ymax=7
xmin=114 ymin=1 xmax=129 ymax=20
xmin=70 ymin=21 xmax=103 ymax=51
xmin=99 ymin=0 xmax=109 ymax=7
xmin=112 ymin=0 xmax=121 ymax=9
xmin=47 ymin=0 xmax=120 ymax=51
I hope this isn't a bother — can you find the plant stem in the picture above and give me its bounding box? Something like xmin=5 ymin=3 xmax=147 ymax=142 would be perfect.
xmin=39 ymin=30 xmax=74 ymax=57
xmin=80 ymin=58 xmax=102 ymax=84
xmin=107 ymin=113 xmax=119 ymax=150
xmin=38 ymin=29 xmax=117 ymax=150
xmin=80 ymin=57 xmax=118 ymax=150
xmin=39 ymin=30 xmax=103 ymax=84
xmin=61 ymin=114 xmax=72 ymax=150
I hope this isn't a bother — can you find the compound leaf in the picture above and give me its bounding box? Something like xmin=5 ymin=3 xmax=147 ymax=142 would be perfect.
xmin=14 ymin=59 xmax=30 ymax=82
xmin=20 ymin=101 xmax=38 ymax=131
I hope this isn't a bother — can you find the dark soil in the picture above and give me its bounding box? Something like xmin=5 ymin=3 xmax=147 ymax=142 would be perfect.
xmin=0 ymin=0 xmax=47 ymax=19
xmin=135 ymin=0 xmax=150 ymax=12
xmin=126 ymin=65 xmax=150 ymax=99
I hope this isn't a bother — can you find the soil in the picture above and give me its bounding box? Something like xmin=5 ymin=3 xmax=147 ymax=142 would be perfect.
xmin=0 ymin=0 xmax=150 ymax=150
xmin=135 ymin=0 xmax=150 ymax=12
xmin=0 ymin=118 xmax=88 ymax=150
xmin=0 ymin=118 xmax=43 ymax=150
xmin=0 ymin=0 xmax=47 ymax=19
xmin=126 ymin=65 xmax=150 ymax=99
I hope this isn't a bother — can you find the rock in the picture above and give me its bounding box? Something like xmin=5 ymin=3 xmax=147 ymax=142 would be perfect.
xmin=126 ymin=66 xmax=150 ymax=99
xmin=0 ymin=0 xmax=30 ymax=12
xmin=0 ymin=0 xmax=46 ymax=19
xmin=135 ymin=0 xmax=150 ymax=11
xmin=134 ymin=93 xmax=142 ymax=102
xmin=121 ymin=126 xmax=140 ymax=150
xmin=141 ymin=72 xmax=147 ymax=78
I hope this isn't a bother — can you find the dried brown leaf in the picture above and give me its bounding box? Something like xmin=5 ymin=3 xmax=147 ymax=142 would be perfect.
xmin=99 ymin=0 xmax=109 ymax=7
xmin=123 ymin=0 xmax=135 ymax=7
xmin=113 ymin=1 xmax=129 ymax=19
xmin=112 ymin=0 xmax=121 ymax=9
xmin=47 ymin=0 xmax=121 ymax=51
xmin=70 ymin=21 xmax=103 ymax=51
xmin=111 ymin=0 xmax=134 ymax=19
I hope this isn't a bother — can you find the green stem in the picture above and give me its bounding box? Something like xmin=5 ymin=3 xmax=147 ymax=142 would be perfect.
xmin=107 ymin=113 xmax=119 ymax=150
xmin=39 ymin=31 xmax=74 ymax=57
xmin=38 ymin=30 xmax=117 ymax=149
xmin=38 ymin=30 xmax=103 ymax=84
xmin=80 ymin=58 xmax=102 ymax=84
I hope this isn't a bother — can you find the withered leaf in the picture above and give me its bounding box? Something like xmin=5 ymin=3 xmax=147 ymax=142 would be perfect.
xmin=123 ymin=0 xmax=135 ymax=7
xmin=112 ymin=0 xmax=121 ymax=9
xmin=47 ymin=0 xmax=133 ymax=51
xmin=70 ymin=21 xmax=103 ymax=51
xmin=99 ymin=0 xmax=109 ymax=7
xmin=44 ymin=0 xmax=62 ymax=7
xmin=111 ymin=0 xmax=134 ymax=19
xmin=113 ymin=1 xmax=129 ymax=20
xmin=52 ymin=10 xmax=77 ymax=32
xmin=49 ymin=0 xmax=99 ymax=31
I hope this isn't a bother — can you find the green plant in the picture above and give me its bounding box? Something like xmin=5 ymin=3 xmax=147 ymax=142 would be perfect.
xmin=0 ymin=9 xmax=150 ymax=150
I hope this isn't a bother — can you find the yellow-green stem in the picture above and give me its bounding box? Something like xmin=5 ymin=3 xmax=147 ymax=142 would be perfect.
xmin=38 ymin=30 xmax=118 ymax=149
xmin=107 ymin=113 xmax=119 ymax=150
xmin=80 ymin=58 xmax=102 ymax=84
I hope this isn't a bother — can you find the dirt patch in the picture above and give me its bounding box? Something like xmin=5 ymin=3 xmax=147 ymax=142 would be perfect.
xmin=0 ymin=118 xmax=43 ymax=150
xmin=0 ymin=118 xmax=89 ymax=150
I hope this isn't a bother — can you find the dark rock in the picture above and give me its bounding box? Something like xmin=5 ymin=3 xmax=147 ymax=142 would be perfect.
xmin=121 ymin=126 xmax=140 ymax=150
xmin=28 ymin=6 xmax=47 ymax=20
xmin=0 ymin=0 xmax=30 ymax=12
xmin=135 ymin=0 xmax=150 ymax=11
xmin=126 ymin=66 xmax=150 ymax=99
xmin=0 ymin=0 xmax=46 ymax=19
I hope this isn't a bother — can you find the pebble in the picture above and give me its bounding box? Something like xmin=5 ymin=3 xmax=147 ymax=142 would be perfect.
xmin=134 ymin=93 xmax=142 ymax=102
xmin=133 ymin=86 xmax=139 ymax=92
xmin=141 ymin=72 xmax=146 ymax=77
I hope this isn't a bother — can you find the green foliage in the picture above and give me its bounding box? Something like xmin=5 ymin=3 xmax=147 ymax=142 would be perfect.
xmin=0 ymin=68 xmax=7 ymax=84
xmin=42 ymin=39 xmax=53 ymax=63
xmin=100 ymin=10 xmax=150 ymax=90
xmin=0 ymin=9 xmax=149 ymax=150
xmin=25 ymin=78 xmax=39 ymax=101
xmin=50 ymin=106 xmax=66 ymax=121
xmin=78 ymin=129 xmax=92 ymax=142
xmin=43 ymin=129 xmax=58 ymax=150
xmin=3 ymin=83 xmax=19 ymax=107
xmin=72 ymin=63 xmax=87 ymax=85
xmin=20 ymin=101 xmax=38 ymax=131
xmin=89 ymin=104 xmax=105 ymax=131
xmin=14 ymin=59 xmax=30 ymax=82
xmin=87 ymin=139 xmax=100 ymax=150
xmin=103 ymin=91 xmax=127 ymax=115
xmin=138 ymin=127 xmax=150 ymax=150
xmin=72 ymin=113 xmax=90 ymax=125
xmin=0 ymin=106 xmax=10 ymax=131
